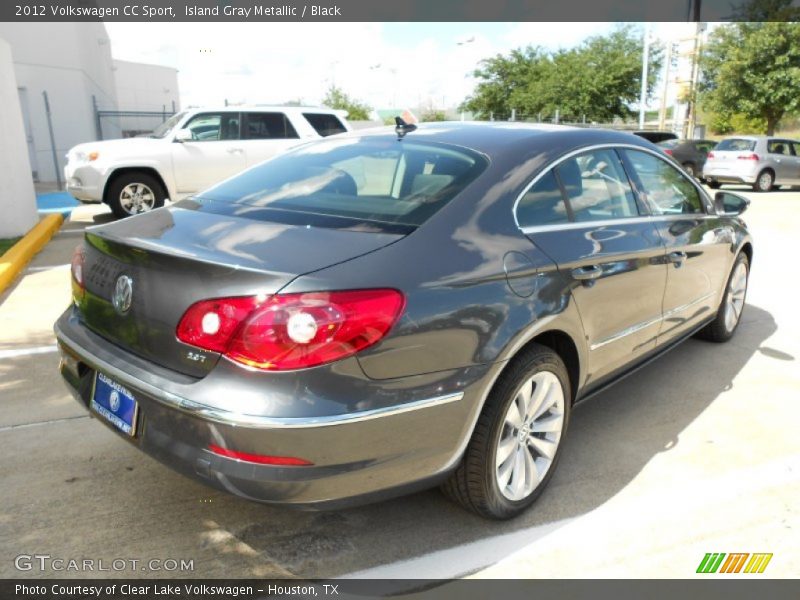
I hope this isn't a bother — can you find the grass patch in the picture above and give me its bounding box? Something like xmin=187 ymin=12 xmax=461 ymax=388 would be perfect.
xmin=0 ymin=237 xmax=21 ymax=255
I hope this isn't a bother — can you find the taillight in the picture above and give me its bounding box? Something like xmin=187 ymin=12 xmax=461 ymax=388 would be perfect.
xmin=71 ymin=245 xmax=85 ymax=303
xmin=707 ymin=151 xmax=715 ymax=159
xmin=737 ymin=153 xmax=759 ymax=160
xmin=177 ymin=289 xmax=405 ymax=370
xmin=663 ymin=149 xmax=673 ymax=155
xmin=208 ymin=444 xmax=312 ymax=466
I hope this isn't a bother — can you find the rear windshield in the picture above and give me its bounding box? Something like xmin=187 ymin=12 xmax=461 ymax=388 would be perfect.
xmin=716 ymin=138 xmax=756 ymax=152
xmin=195 ymin=138 xmax=487 ymax=228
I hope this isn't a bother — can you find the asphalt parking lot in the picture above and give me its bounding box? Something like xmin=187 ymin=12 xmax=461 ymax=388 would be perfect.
xmin=1 ymin=187 xmax=798 ymax=579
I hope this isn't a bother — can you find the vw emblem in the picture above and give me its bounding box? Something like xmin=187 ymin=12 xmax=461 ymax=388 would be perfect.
xmin=109 ymin=390 xmax=120 ymax=413
xmin=112 ymin=275 xmax=133 ymax=315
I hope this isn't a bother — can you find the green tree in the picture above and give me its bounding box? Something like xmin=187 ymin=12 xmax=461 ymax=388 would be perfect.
xmin=322 ymin=85 xmax=371 ymax=121
xmin=700 ymin=22 xmax=800 ymax=135
xmin=461 ymin=26 xmax=661 ymax=122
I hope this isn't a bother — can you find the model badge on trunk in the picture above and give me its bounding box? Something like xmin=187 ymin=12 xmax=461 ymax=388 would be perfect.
xmin=112 ymin=275 xmax=133 ymax=315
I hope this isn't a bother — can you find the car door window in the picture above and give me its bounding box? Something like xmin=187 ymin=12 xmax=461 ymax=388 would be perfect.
xmin=623 ymin=149 xmax=706 ymax=215
xmin=184 ymin=113 xmax=240 ymax=141
xmin=243 ymin=112 xmax=298 ymax=140
xmin=767 ymin=140 xmax=791 ymax=155
xmin=554 ymin=149 xmax=640 ymax=221
xmin=303 ymin=113 xmax=347 ymax=137
xmin=516 ymin=170 xmax=570 ymax=227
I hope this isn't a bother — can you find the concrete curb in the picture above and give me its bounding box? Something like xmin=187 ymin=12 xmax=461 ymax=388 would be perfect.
xmin=0 ymin=214 xmax=64 ymax=296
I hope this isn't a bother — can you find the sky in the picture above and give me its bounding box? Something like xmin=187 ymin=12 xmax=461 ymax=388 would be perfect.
xmin=105 ymin=22 xmax=700 ymax=114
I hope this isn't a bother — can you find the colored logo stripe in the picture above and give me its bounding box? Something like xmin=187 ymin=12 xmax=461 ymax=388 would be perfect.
xmin=697 ymin=553 xmax=726 ymax=573
xmin=744 ymin=553 xmax=773 ymax=574
xmin=697 ymin=553 xmax=773 ymax=574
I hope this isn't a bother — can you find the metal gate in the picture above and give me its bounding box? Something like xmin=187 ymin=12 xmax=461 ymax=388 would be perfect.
xmin=92 ymin=96 xmax=177 ymax=140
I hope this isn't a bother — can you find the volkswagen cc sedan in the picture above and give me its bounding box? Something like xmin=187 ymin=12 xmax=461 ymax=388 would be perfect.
xmin=55 ymin=123 xmax=753 ymax=519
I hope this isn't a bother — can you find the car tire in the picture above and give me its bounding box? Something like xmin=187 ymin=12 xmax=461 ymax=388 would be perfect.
xmin=107 ymin=172 xmax=167 ymax=219
xmin=708 ymin=181 xmax=721 ymax=189
xmin=695 ymin=252 xmax=749 ymax=343
xmin=682 ymin=162 xmax=697 ymax=178
xmin=441 ymin=344 xmax=571 ymax=519
xmin=753 ymin=170 xmax=774 ymax=193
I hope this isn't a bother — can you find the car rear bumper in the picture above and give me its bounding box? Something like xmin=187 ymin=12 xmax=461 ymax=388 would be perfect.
xmin=702 ymin=165 xmax=757 ymax=184
xmin=54 ymin=309 xmax=497 ymax=508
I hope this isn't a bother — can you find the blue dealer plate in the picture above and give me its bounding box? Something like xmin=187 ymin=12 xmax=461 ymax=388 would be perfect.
xmin=91 ymin=372 xmax=139 ymax=436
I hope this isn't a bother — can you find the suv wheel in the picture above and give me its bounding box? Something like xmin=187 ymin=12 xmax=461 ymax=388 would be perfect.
xmin=682 ymin=162 xmax=696 ymax=177
xmin=708 ymin=181 xmax=721 ymax=189
xmin=442 ymin=344 xmax=570 ymax=519
xmin=107 ymin=172 xmax=167 ymax=219
xmin=753 ymin=170 xmax=774 ymax=193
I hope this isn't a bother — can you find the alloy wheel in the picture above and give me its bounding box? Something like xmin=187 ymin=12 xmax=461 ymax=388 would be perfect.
xmin=724 ymin=261 xmax=748 ymax=333
xmin=495 ymin=371 xmax=565 ymax=501
xmin=119 ymin=183 xmax=156 ymax=214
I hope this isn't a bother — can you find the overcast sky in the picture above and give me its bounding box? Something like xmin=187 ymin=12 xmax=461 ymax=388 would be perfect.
xmin=106 ymin=22 xmax=699 ymax=113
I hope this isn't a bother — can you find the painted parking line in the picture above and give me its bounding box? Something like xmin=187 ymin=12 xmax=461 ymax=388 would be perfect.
xmin=0 ymin=345 xmax=58 ymax=359
xmin=27 ymin=264 xmax=70 ymax=272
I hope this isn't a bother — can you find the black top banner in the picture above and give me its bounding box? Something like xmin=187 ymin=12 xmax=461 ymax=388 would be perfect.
xmin=2 ymin=0 xmax=799 ymax=22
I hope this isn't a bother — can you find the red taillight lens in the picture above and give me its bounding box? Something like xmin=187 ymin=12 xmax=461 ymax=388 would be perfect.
xmin=176 ymin=295 xmax=268 ymax=353
xmin=663 ymin=149 xmax=673 ymax=155
xmin=707 ymin=151 xmax=715 ymax=159
xmin=176 ymin=289 xmax=405 ymax=370
xmin=71 ymin=246 xmax=85 ymax=303
xmin=208 ymin=444 xmax=312 ymax=466
xmin=737 ymin=153 xmax=759 ymax=160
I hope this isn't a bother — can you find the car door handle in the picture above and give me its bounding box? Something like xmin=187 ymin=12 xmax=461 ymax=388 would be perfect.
xmin=571 ymin=265 xmax=603 ymax=281
xmin=668 ymin=251 xmax=687 ymax=265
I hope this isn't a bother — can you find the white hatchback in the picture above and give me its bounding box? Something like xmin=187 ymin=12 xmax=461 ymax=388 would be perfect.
xmin=64 ymin=106 xmax=351 ymax=218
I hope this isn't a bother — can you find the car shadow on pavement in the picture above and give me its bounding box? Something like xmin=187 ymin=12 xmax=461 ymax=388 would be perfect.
xmin=181 ymin=304 xmax=778 ymax=578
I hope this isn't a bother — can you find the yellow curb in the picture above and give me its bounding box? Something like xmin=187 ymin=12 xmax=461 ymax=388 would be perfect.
xmin=0 ymin=214 xmax=64 ymax=296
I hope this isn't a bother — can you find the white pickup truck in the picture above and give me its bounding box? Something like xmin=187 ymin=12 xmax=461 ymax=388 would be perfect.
xmin=64 ymin=106 xmax=351 ymax=218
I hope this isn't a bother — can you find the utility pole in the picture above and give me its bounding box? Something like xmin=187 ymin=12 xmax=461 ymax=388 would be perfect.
xmin=683 ymin=22 xmax=705 ymax=139
xmin=658 ymin=43 xmax=673 ymax=131
xmin=638 ymin=25 xmax=650 ymax=130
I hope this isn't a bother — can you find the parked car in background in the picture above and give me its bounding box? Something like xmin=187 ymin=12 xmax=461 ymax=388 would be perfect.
xmin=56 ymin=123 xmax=753 ymax=519
xmin=64 ymin=106 xmax=352 ymax=218
xmin=657 ymin=138 xmax=717 ymax=179
xmin=632 ymin=130 xmax=678 ymax=144
xmin=703 ymin=135 xmax=800 ymax=192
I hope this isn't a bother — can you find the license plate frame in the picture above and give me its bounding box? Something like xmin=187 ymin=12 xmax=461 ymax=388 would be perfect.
xmin=90 ymin=371 xmax=139 ymax=437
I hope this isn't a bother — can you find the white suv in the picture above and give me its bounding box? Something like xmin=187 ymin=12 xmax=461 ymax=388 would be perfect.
xmin=65 ymin=106 xmax=351 ymax=218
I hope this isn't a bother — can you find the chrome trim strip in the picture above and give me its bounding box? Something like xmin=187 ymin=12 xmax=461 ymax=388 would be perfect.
xmin=589 ymin=291 xmax=716 ymax=350
xmin=512 ymin=142 xmax=713 ymax=230
xmin=55 ymin=325 xmax=464 ymax=429
xmin=520 ymin=213 xmax=713 ymax=235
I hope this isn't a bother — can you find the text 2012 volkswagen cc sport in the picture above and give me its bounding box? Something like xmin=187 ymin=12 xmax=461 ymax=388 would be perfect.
xmin=55 ymin=123 xmax=753 ymax=519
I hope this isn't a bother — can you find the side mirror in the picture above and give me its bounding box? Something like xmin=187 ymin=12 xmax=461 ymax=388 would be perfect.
xmin=715 ymin=191 xmax=750 ymax=216
xmin=174 ymin=128 xmax=192 ymax=143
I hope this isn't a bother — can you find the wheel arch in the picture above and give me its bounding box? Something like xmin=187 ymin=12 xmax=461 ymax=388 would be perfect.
xmin=739 ymin=241 xmax=753 ymax=267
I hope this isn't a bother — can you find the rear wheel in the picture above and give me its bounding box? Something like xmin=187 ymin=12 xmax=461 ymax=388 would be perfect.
xmin=107 ymin=172 xmax=167 ymax=219
xmin=708 ymin=181 xmax=721 ymax=189
xmin=696 ymin=252 xmax=749 ymax=343
xmin=753 ymin=169 xmax=774 ymax=192
xmin=442 ymin=344 xmax=570 ymax=519
xmin=682 ymin=162 xmax=697 ymax=178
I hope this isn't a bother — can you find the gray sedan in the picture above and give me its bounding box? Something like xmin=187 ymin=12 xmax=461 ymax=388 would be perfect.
xmin=55 ymin=123 xmax=753 ymax=519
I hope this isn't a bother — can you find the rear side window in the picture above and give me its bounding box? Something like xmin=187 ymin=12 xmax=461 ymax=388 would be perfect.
xmin=242 ymin=112 xmax=298 ymax=139
xmin=767 ymin=140 xmax=792 ymax=155
xmin=555 ymin=149 xmax=639 ymax=221
xmin=715 ymin=138 xmax=756 ymax=152
xmin=623 ymin=149 xmax=705 ymax=215
xmin=197 ymin=139 xmax=487 ymax=228
xmin=303 ymin=113 xmax=347 ymax=137
xmin=517 ymin=171 xmax=569 ymax=227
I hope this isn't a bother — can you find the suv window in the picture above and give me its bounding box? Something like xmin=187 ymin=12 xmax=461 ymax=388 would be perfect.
xmin=623 ymin=149 xmax=706 ymax=215
xmin=184 ymin=113 xmax=240 ymax=141
xmin=555 ymin=149 xmax=639 ymax=221
xmin=242 ymin=112 xmax=298 ymax=139
xmin=303 ymin=113 xmax=347 ymax=137
xmin=767 ymin=140 xmax=792 ymax=155
xmin=696 ymin=141 xmax=716 ymax=153
xmin=517 ymin=171 xmax=570 ymax=227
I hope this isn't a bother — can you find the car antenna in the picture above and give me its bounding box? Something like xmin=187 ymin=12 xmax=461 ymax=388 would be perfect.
xmin=395 ymin=116 xmax=417 ymax=140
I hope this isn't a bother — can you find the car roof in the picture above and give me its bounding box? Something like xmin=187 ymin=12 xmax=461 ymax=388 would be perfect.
xmin=334 ymin=121 xmax=654 ymax=158
xmin=184 ymin=106 xmax=347 ymax=116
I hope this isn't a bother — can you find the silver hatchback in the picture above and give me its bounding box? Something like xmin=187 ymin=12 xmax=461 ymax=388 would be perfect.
xmin=702 ymin=135 xmax=800 ymax=192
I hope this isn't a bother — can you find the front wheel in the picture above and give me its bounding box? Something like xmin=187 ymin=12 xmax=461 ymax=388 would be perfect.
xmin=695 ymin=252 xmax=749 ymax=343
xmin=442 ymin=344 xmax=570 ymax=519
xmin=682 ymin=162 xmax=697 ymax=178
xmin=708 ymin=181 xmax=721 ymax=189
xmin=106 ymin=172 xmax=166 ymax=219
xmin=753 ymin=170 xmax=774 ymax=192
